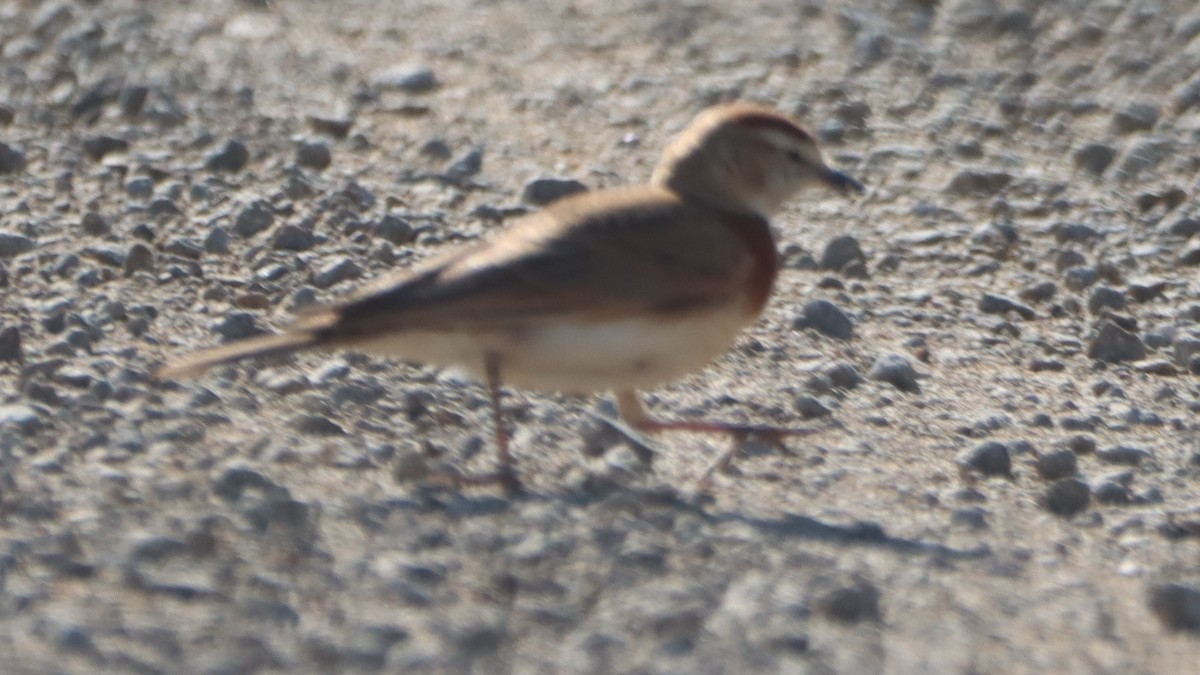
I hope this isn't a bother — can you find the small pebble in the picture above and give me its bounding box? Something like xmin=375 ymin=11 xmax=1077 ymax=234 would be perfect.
xmin=295 ymin=140 xmax=332 ymax=170
xmin=206 ymin=139 xmax=250 ymax=172
xmin=81 ymin=135 xmax=128 ymax=161
xmin=945 ymin=169 xmax=1012 ymax=195
xmin=1087 ymin=286 xmax=1127 ymax=315
xmin=307 ymin=115 xmax=353 ymax=139
xmin=522 ymin=177 xmax=588 ymax=206
xmin=0 ymin=142 xmax=26 ymax=173
xmin=0 ymin=325 xmax=22 ymax=361
xmin=0 ymin=404 xmax=42 ymax=435
xmin=827 ymin=362 xmax=863 ymax=390
xmin=1018 ymin=281 xmax=1056 ymax=303
xmin=794 ymin=299 xmax=854 ymax=340
xmin=1148 ymin=584 xmax=1200 ymax=632
xmin=372 ymin=64 xmax=438 ymax=92
xmin=123 ymin=243 xmax=155 ymax=276
xmin=234 ymin=201 xmax=275 ymax=237
xmin=979 ymin=293 xmax=1035 ymax=320
xmin=81 ymin=211 xmax=110 ymax=236
xmin=374 ymin=215 xmax=416 ymax=245
xmin=793 ymin=395 xmax=832 ymax=419
xmin=125 ymin=176 xmax=154 ymax=199
xmin=816 ymin=580 xmax=882 ymax=624
xmin=271 ymin=224 xmax=315 ymax=251
xmin=205 ymin=226 xmax=230 ymax=254
xmin=214 ymin=312 xmax=266 ymax=341
xmin=0 ymin=230 xmax=34 ymax=258
xmin=1073 ymin=143 xmax=1116 ymax=175
xmin=1042 ymin=478 xmax=1090 ymax=516
xmin=1035 ymin=449 xmax=1077 ymax=480
xmin=868 ymin=353 xmax=920 ymax=393
xmin=313 ymin=257 xmax=362 ymax=288
xmin=1088 ymin=320 xmax=1146 ymax=363
xmin=820 ymin=236 xmax=866 ymax=272
xmin=445 ymin=148 xmax=484 ymax=183
xmin=1112 ymin=103 xmax=1159 ymax=134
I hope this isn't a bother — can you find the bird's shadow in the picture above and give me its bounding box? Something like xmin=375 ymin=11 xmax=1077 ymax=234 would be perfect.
xmin=383 ymin=481 xmax=990 ymax=562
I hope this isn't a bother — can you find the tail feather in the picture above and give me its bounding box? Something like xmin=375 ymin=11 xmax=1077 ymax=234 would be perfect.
xmin=154 ymin=331 xmax=320 ymax=380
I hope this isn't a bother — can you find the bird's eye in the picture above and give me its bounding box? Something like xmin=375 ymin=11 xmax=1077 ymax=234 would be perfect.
xmin=785 ymin=149 xmax=804 ymax=164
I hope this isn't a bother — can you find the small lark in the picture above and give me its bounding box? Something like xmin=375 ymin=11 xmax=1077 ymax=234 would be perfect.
xmin=157 ymin=103 xmax=864 ymax=491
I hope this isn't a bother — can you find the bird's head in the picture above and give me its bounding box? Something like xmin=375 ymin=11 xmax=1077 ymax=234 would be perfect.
xmin=652 ymin=103 xmax=863 ymax=217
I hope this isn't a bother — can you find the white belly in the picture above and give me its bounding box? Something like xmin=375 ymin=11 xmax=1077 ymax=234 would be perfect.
xmin=349 ymin=309 xmax=755 ymax=392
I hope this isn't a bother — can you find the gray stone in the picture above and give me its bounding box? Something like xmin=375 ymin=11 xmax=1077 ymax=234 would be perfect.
xmin=295 ymin=140 xmax=331 ymax=170
xmin=1180 ymin=243 xmax=1200 ymax=266
xmin=1019 ymin=281 xmax=1056 ymax=303
xmin=292 ymin=414 xmax=347 ymax=436
xmin=979 ymin=293 xmax=1035 ymax=320
xmin=205 ymin=226 xmax=230 ymax=254
xmin=793 ymin=395 xmax=832 ymax=419
xmin=1127 ymin=279 xmax=1168 ymax=303
xmin=125 ymin=176 xmax=154 ymax=199
xmin=816 ymin=579 xmax=882 ymax=624
xmin=1042 ymin=478 xmax=1090 ymax=516
xmin=1087 ymin=286 xmax=1127 ymax=315
xmin=794 ymin=299 xmax=854 ymax=339
xmin=1073 ymin=143 xmax=1116 ymax=175
xmin=1166 ymin=217 xmax=1199 ymax=239
xmin=1096 ymin=445 xmax=1151 ymax=466
xmin=271 ymin=224 xmax=315 ymax=251
xmin=1112 ymin=103 xmax=1159 ymax=133
xmin=1052 ymin=222 xmax=1102 ymax=243
xmin=0 ymin=325 xmax=21 ymax=361
xmin=375 ymin=215 xmax=416 ymax=245
xmin=1149 ymin=584 xmax=1200 ymax=632
xmin=313 ymin=257 xmax=362 ymax=288
xmin=213 ymin=312 xmax=266 ymax=341
xmin=0 ymin=142 xmax=26 ymax=173
xmin=308 ymin=115 xmax=353 ymax=139
xmin=1088 ymin=320 xmax=1146 ymax=363
xmin=1064 ymin=266 xmax=1098 ymax=292
xmin=234 ymin=201 xmax=275 ymax=237
xmin=961 ymin=441 xmax=1012 ymax=477
xmin=522 ymin=177 xmax=588 ymax=205
xmin=1035 ymin=449 xmax=1077 ymax=480
xmin=206 ymin=139 xmax=250 ymax=172
xmin=213 ymin=466 xmax=288 ymax=502
xmin=945 ymin=169 xmax=1012 ymax=195
xmin=148 ymin=198 xmax=181 ymax=218
xmin=0 ymin=231 xmax=34 ymax=258
xmin=820 ymin=236 xmax=866 ymax=271
xmin=372 ymin=64 xmax=438 ymax=92
xmin=123 ymin=243 xmax=155 ymax=276
xmin=868 ymin=353 xmax=920 ymax=393
xmin=445 ymin=147 xmax=483 ymax=183
xmin=81 ymin=135 xmax=129 ymax=161
xmin=1115 ymin=138 xmax=1173 ymax=181
xmin=1055 ymin=249 xmax=1086 ymax=271
xmin=0 ymin=404 xmax=42 ymax=435
xmin=119 ymin=85 xmax=148 ymax=116
xmin=81 ymin=211 xmax=110 ymax=236
xmin=1173 ymin=336 xmax=1200 ymax=368
xmin=827 ymin=362 xmax=863 ymax=390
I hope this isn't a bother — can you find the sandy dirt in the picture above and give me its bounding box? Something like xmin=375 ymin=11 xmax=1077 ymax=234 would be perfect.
xmin=1 ymin=0 xmax=1199 ymax=672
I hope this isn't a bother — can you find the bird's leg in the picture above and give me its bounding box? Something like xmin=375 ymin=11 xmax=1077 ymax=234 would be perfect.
xmin=615 ymin=390 xmax=819 ymax=484
xmin=427 ymin=353 xmax=522 ymax=494
xmin=484 ymin=352 xmax=521 ymax=493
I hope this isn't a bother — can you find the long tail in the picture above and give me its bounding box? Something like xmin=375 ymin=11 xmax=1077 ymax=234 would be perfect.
xmin=154 ymin=330 xmax=321 ymax=380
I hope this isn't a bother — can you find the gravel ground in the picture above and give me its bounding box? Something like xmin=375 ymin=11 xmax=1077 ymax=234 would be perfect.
xmin=2 ymin=0 xmax=1200 ymax=672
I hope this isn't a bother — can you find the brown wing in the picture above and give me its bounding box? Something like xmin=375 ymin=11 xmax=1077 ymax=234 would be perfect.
xmin=319 ymin=187 xmax=770 ymax=342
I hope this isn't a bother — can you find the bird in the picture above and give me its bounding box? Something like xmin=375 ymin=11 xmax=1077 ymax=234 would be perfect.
xmin=155 ymin=102 xmax=864 ymax=492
